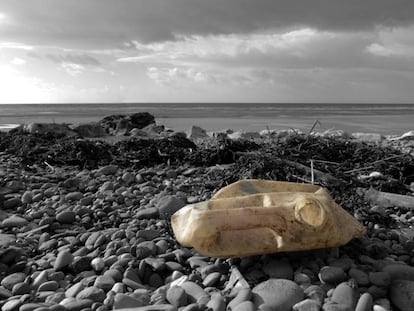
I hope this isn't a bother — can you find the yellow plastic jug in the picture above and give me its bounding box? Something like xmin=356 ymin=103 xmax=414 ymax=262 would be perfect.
xmin=171 ymin=179 xmax=365 ymax=258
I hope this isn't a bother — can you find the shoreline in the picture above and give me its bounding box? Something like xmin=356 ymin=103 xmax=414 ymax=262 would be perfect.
xmin=1 ymin=102 xmax=414 ymax=136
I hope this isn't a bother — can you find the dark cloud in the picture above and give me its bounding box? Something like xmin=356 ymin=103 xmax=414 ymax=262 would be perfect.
xmin=1 ymin=0 xmax=414 ymax=47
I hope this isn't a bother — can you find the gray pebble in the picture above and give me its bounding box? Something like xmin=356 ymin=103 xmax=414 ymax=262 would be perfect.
xmin=389 ymin=279 xmax=414 ymax=311
xmin=319 ymin=266 xmax=348 ymax=285
xmin=382 ymin=264 xmax=414 ymax=281
xmin=368 ymin=272 xmax=390 ymax=287
xmin=355 ymin=292 xmax=373 ymax=311
xmin=232 ymin=301 xmax=255 ymax=311
xmin=1 ymin=272 xmax=26 ymax=290
xmin=348 ymin=268 xmax=370 ymax=287
xmin=202 ymin=272 xmax=221 ymax=287
xmin=292 ymin=299 xmax=321 ymax=311
xmin=113 ymin=293 xmax=146 ymax=309
xmin=252 ymin=279 xmax=304 ymax=310
xmin=227 ymin=288 xmax=252 ymax=311
xmin=330 ymin=282 xmax=357 ymax=309
xmin=166 ymin=286 xmax=188 ymax=308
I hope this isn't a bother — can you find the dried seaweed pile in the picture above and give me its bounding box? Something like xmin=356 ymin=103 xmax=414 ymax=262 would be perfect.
xmin=0 ymin=131 xmax=412 ymax=198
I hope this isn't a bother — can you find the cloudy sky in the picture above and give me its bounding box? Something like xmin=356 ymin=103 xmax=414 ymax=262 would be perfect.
xmin=1 ymin=0 xmax=414 ymax=103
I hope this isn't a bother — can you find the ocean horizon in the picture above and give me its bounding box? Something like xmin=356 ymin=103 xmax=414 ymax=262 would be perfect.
xmin=0 ymin=102 xmax=413 ymax=135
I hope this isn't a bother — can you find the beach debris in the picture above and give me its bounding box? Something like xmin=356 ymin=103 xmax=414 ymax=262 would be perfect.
xmin=99 ymin=112 xmax=155 ymax=135
xmin=351 ymin=132 xmax=384 ymax=143
xmin=71 ymin=122 xmax=106 ymax=137
xmin=12 ymin=123 xmax=76 ymax=136
xmin=188 ymin=125 xmax=209 ymax=140
xmin=362 ymin=187 xmax=414 ymax=209
xmin=171 ymin=179 xmax=365 ymax=258
xmin=390 ymin=130 xmax=414 ymax=141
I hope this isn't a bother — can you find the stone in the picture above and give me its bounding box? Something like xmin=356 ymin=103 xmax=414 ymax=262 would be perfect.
xmin=322 ymin=302 xmax=352 ymax=311
xmin=166 ymin=286 xmax=188 ymax=308
xmin=130 ymin=129 xmax=149 ymax=137
xmin=389 ymin=279 xmax=414 ymax=311
xmin=72 ymin=123 xmax=106 ymax=137
xmin=0 ymin=247 xmax=22 ymax=265
xmin=1 ymin=215 xmax=28 ymax=229
xmin=2 ymin=299 xmax=22 ymax=311
xmin=113 ymin=293 xmax=146 ymax=309
xmin=252 ymin=279 xmax=304 ymax=310
xmin=12 ymin=282 xmax=30 ymax=295
xmin=56 ymin=210 xmax=76 ymax=224
xmin=156 ymin=195 xmax=186 ymax=219
xmin=60 ymin=298 xmax=93 ymax=311
xmin=202 ymin=272 xmax=221 ymax=287
xmin=180 ymin=281 xmax=210 ymax=305
xmin=38 ymin=280 xmax=59 ymax=292
xmin=129 ymin=112 xmax=155 ymax=129
xmin=136 ymin=207 xmax=159 ymax=220
xmin=232 ymin=301 xmax=255 ymax=311
xmin=172 ymin=180 xmax=365 ymax=258
xmin=263 ymin=258 xmax=293 ymax=280
xmin=369 ymin=272 xmax=390 ymax=287
xmin=1 ymin=272 xmax=26 ymax=290
xmin=94 ymin=275 xmax=115 ymax=292
xmin=122 ymin=172 xmax=136 ymax=185
xmin=207 ymin=293 xmax=225 ymax=311
xmin=303 ymin=285 xmax=325 ymax=306
xmin=22 ymin=123 xmax=76 ymax=135
xmin=330 ymin=283 xmax=357 ymax=309
xmin=54 ymin=250 xmax=74 ymax=271
xmin=292 ymin=299 xmax=321 ymax=311
xmin=65 ymin=282 xmax=86 ymax=298
xmin=97 ymin=165 xmax=118 ymax=176
xmin=20 ymin=303 xmax=49 ymax=311
xmin=21 ymin=191 xmax=33 ymax=204
xmin=76 ymin=286 xmax=106 ymax=303
xmin=91 ymin=257 xmax=105 ymax=272
xmin=348 ymin=268 xmax=370 ymax=286
xmin=65 ymin=192 xmax=83 ymax=201
xmin=355 ymin=293 xmax=373 ymax=311
xmin=3 ymin=198 xmax=21 ymax=209
xmin=188 ymin=125 xmax=209 ymax=140
xmin=110 ymin=306 xmax=176 ymax=311
xmin=227 ymin=288 xmax=252 ymax=310
xmin=381 ymin=263 xmax=414 ymax=281
xmin=71 ymin=256 xmax=92 ymax=273
xmin=319 ymin=266 xmax=348 ymax=285
xmin=142 ymin=123 xmax=165 ymax=135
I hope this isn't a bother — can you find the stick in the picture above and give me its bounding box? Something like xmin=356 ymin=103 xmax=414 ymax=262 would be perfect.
xmin=344 ymin=154 xmax=408 ymax=174
xmin=44 ymin=161 xmax=55 ymax=173
xmin=361 ymin=188 xmax=414 ymax=209
xmin=310 ymin=160 xmax=314 ymax=184
xmin=308 ymin=120 xmax=321 ymax=135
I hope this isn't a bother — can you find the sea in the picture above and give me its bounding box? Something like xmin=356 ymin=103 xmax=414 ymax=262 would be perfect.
xmin=0 ymin=103 xmax=413 ymax=135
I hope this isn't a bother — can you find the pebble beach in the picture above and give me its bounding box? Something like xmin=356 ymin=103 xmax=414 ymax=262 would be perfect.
xmin=1 ymin=112 xmax=414 ymax=311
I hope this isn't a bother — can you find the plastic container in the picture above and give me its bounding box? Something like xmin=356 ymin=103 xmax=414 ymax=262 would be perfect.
xmin=171 ymin=179 xmax=365 ymax=258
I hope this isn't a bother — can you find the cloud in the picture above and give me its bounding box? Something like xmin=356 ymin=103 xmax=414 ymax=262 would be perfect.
xmin=11 ymin=57 xmax=26 ymax=65
xmin=119 ymin=28 xmax=371 ymax=70
xmin=45 ymin=53 xmax=101 ymax=66
xmin=60 ymin=63 xmax=85 ymax=76
xmin=1 ymin=0 xmax=414 ymax=47
xmin=366 ymin=25 xmax=414 ymax=58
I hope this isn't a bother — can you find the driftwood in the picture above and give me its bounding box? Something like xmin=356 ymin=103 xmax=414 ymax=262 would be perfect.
xmin=361 ymin=188 xmax=414 ymax=209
